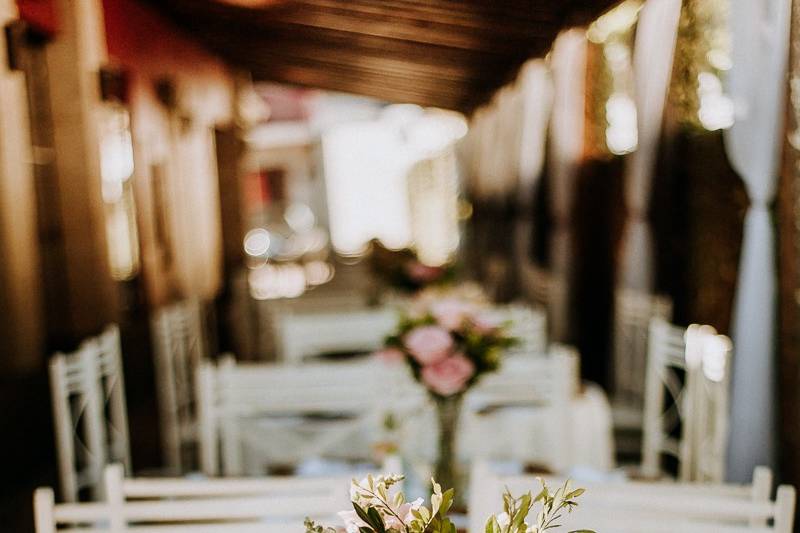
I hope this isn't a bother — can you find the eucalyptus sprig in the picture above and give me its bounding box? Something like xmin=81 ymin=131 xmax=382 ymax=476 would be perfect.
xmin=484 ymin=479 xmax=595 ymax=533
xmin=303 ymin=517 xmax=336 ymax=533
xmin=305 ymin=474 xmax=457 ymax=533
xmin=305 ymin=475 xmax=593 ymax=533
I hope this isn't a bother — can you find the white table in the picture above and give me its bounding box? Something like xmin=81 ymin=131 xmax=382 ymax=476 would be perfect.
xmin=235 ymin=382 xmax=615 ymax=476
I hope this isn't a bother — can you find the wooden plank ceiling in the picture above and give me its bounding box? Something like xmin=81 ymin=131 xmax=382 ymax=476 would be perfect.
xmin=150 ymin=0 xmax=619 ymax=112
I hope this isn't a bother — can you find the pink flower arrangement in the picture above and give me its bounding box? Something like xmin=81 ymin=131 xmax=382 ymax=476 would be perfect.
xmin=429 ymin=298 xmax=479 ymax=330
xmin=378 ymin=298 xmax=515 ymax=398
xmin=404 ymin=325 xmax=453 ymax=365
xmin=421 ymin=353 xmax=476 ymax=396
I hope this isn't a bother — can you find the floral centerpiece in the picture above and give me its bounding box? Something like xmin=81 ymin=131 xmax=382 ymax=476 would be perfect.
xmin=368 ymin=239 xmax=457 ymax=294
xmin=375 ymin=298 xmax=515 ymax=498
xmin=304 ymin=474 xmax=594 ymax=533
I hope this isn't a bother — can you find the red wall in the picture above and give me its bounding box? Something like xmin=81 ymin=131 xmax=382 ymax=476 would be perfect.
xmin=16 ymin=0 xmax=58 ymax=35
xmin=102 ymin=0 xmax=233 ymax=100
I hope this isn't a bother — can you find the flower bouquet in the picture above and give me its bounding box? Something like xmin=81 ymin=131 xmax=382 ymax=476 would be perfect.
xmin=368 ymin=240 xmax=457 ymax=294
xmin=375 ymin=298 xmax=515 ymax=498
xmin=304 ymin=474 xmax=594 ymax=533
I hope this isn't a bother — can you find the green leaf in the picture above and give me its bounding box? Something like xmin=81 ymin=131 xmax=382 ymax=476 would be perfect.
xmin=439 ymin=488 xmax=454 ymax=516
xmin=367 ymin=506 xmax=386 ymax=533
xmin=353 ymin=503 xmax=373 ymax=527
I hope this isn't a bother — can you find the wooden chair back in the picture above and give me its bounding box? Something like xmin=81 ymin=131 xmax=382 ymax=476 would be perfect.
xmin=196 ymin=356 xmax=418 ymax=475
xmin=642 ymin=318 xmax=732 ymax=482
xmin=276 ymin=307 xmax=397 ymax=363
xmin=49 ymin=325 xmax=130 ymax=502
xmin=469 ymin=461 xmax=794 ymax=533
xmin=33 ymin=463 xmax=356 ymax=532
xmin=151 ymin=299 xmax=209 ymax=473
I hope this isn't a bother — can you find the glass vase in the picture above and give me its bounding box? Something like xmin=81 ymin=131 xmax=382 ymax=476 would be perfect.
xmin=433 ymin=393 xmax=464 ymax=504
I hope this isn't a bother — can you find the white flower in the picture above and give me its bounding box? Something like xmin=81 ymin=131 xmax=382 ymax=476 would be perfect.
xmin=496 ymin=512 xmax=511 ymax=528
xmin=338 ymin=510 xmax=366 ymax=533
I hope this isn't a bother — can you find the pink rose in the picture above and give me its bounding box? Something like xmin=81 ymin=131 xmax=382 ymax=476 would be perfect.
xmin=373 ymin=347 xmax=405 ymax=363
xmin=406 ymin=261 xmax=444 ymax=283
xmin=421 ymin=353 xmax=476 ymax=396
xmin=403 ymin=326 xmax=453 ymax=365
xmin=471 ymin=312 xmax=502 ymax=334
xmin=430 ymin=298 xmax=479 ymax=330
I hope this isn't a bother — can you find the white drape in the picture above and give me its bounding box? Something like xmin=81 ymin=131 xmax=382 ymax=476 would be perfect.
xmin=474 ymin=88 xmax=522 ymax=200
xmin=496 ymin=86 xmax=524 ymax=196
xmin=517 ymin=60 xmax=553 ymax=195
xmin=513 ymin=61 xmax=554 ymax=300
xmin=724 ymin=0 xmax=791 ymax=482
xmin=547 ymin=30 xmax=587 ymax=342
xmin=476 ymin=103 xmax=499 ymax=199
xmin=617 ymin=0 xmax=682 ymax=292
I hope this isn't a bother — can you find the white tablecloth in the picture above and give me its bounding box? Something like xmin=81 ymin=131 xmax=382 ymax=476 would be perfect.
xmin=236 ymin=383 xmax=615 ymax=475
xmin=399 ymin=382 xmax=614 ymax=471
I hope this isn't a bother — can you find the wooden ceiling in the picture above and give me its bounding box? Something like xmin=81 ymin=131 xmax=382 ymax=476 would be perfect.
xmin=150 ymin=0 xmax=619 ymax=112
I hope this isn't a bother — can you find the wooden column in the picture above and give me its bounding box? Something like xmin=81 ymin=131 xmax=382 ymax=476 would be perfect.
xmin=777 ymin=0 xmax=800 ymax=488
xmin=0 ymin=0 xmax=43 ymax=372
xmin=213 ymin=122 xmax=245 ymax=355
xmin=44 ymin=0 xmax=117 ymax=338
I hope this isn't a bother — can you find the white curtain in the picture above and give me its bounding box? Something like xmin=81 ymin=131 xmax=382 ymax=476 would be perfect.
xmin=476 ymin=103 xmax=499 ymax=199
xmin=514 ymin=60 xmax=554 ymax=299
xmin=547 ymin=30 xmax=587 ymax=342
xmin=517 ymin=60 xmax=553 ymax=196
xmin=617 ymin=0 xmax=682 ymax=292
xmin=478 ymin=88 xmax=521 ymax=200
xmin=724 ymin=0 xmax=791 ymax=482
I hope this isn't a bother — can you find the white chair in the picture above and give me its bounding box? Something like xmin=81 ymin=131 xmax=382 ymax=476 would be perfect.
xmin=276 ymin=307 xmax=398 ymax=363
xmin=33 ymin=463 xmax=357 ymax=532
xmin=469 ymin=461 xmax=795 ymax=533
xmin=151 ymin=299 xmax=208 ymax=473
xmin=49 ymin=325 xmax=131 ymax=502
xmin=196 ymin=356 xmax=420 ymax=476
xmin=642 ymin=318 xmax=732 ymax=482
xmin=612 ymin=289 xmax=673 ymax=429
xmin=461 ymin=345 xmax=579 ymax=472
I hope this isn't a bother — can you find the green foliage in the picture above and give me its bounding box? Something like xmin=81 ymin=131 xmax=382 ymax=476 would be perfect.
xmin=305 ymin=475 xmax=593 ymax=533
xmin=484 ymin=479 xmax=595 ymax=533
xmin=304 ymin=517 xmax=336 ymax=533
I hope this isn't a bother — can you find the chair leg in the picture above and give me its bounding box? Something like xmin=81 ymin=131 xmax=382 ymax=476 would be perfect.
xmin=33 ymin=488 xmax=56 ymax=533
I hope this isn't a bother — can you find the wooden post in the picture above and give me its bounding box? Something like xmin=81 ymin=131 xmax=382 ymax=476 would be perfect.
xmin=777 ymin=0 xmax=800 ymax=490
xmin=0 ymin=0 xmax=43 ymax=372
xmin=44 ymin=0 xmax=118 ymax=338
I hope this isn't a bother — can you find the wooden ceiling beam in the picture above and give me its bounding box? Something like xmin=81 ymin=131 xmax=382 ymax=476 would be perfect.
xmin=251 ymin=62 xmax=468 ymax=106
xmin=278 ymin=0 xmax=558 ymax=28
xmin=239 ymin=54 xmax=477 ymax=97
xmin=250 ymin=25 xmax=549 ymax=64
xmin=161 ymin=0 xmax=558 ymax=52
xmin=190 ymin=29 xmax=543 ymax=84
xmin=148 ymin=0 xmax=620 ymax=110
